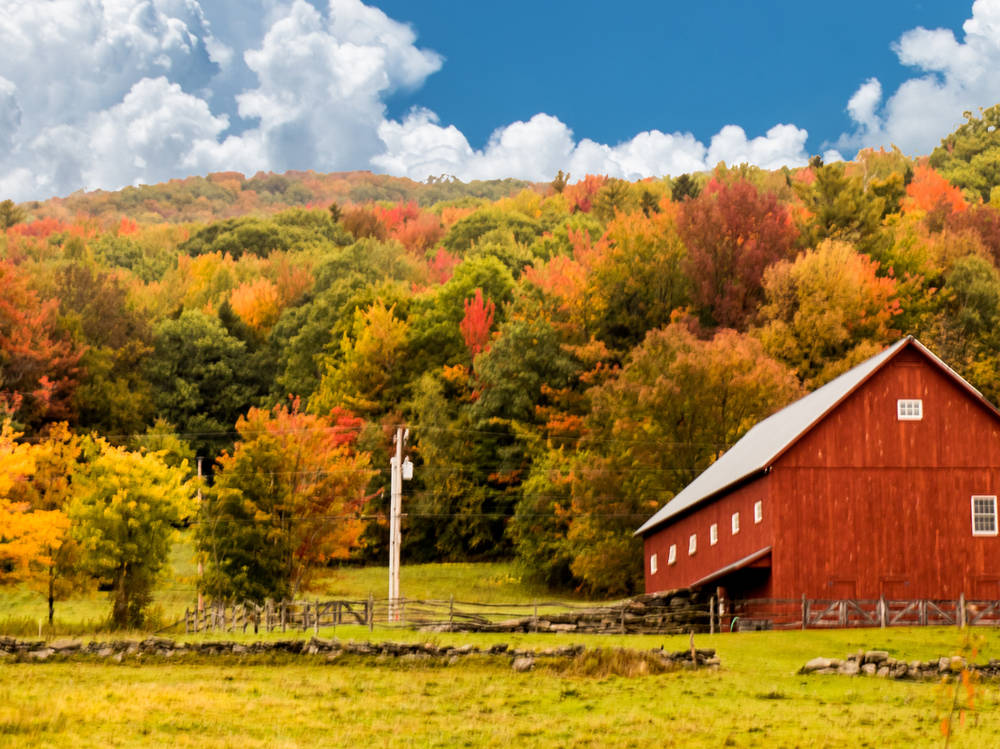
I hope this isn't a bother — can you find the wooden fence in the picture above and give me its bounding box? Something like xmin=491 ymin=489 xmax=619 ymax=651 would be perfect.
xmin=185 ymin=598 xmax=374 ymax=634
xmin=184 ymin=594 xmax=1000 ymax=634
xmin=728 ymin=596 xmax=1000 ymax=630
xmin=183 ymin=595 xmax=707 ymax=635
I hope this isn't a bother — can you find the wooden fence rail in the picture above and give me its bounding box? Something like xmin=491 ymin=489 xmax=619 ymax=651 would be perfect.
xmin=183 ymin=595 xmax=708 ymax=634
xmin=184 ymin=595 xmax=1000 ymax=634
xmin=729 ymin=596 xmax=1000 ymax=630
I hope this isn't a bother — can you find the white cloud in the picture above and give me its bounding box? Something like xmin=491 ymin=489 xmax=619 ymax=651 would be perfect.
xmin=374 ymin=112 xmax=809 ymax=183
xmin=0 ymin=0 xmax=443 ymax=200
xmin=836 ymin=0 xmax=1000 ymax=155
xmin=236 ymin=0 xmax=442 ymax=171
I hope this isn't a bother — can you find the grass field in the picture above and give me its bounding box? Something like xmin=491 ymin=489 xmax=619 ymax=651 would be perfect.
xmin=4 ymin=536 xmax=1000 ymax=746
xmin=1 ymin=533 xmax=587 ymax=636
xmin=2 ymin=627 xmax=1000 ymax=747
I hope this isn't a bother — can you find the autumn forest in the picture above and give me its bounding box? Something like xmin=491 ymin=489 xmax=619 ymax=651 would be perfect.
xmin=4 ymin=104 xmax=1000 ymax=627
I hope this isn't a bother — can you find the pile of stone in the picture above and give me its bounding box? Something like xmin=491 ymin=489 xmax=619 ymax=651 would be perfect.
xmin=424 ymin=588 xmax=711 ymax=635
xmin=800 ymin=650 xmax=1000 ymax=680
xmin=0 ymin=635 xmax=717 ymax=672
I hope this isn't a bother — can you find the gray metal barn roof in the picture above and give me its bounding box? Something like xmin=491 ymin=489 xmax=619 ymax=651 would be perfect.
xmin=634 ymin=336 xmax=984 ymax=537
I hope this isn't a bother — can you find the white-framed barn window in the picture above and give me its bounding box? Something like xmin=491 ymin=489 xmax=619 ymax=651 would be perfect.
xmin=897 ymin=399 xmax=923 ymax=421
xmin=972 ymin=495 xmax=998 ymax=536
xmin=731 ymin=512 xmax=740 ymax=535
xmin=688 ymin=534 xmax=697 ymax=555
xmin=649 ymin=553 xmax=658 ymax=575
xmin=754 ymin=500 xmax=763 ymax=524
xmin=667 ymin=544 xmax=677 ymax=565
xmin=710 ymin=523 xmax=718 ymax=546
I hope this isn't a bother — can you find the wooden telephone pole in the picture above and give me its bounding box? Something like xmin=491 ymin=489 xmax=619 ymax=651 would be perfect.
xmin=388 ymin=427 xmax=412 ymax=622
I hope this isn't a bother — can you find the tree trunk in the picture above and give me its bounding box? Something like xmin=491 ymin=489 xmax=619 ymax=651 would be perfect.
xmin=48 ymin=563 xmax=55 ymax=626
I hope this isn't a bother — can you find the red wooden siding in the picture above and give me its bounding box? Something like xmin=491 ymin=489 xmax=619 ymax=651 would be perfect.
xmin=643 ymin=478 xmax=772 ymax=596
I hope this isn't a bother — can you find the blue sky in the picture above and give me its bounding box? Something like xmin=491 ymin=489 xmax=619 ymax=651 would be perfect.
xmin=0 ymin=0 xmax=996 ymax=201
xmin=375 ymin=0 xmax=965 ymax=152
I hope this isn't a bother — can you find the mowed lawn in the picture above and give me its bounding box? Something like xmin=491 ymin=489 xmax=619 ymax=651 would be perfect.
xmin=3 ymin=626 xmax=1000 ymax=747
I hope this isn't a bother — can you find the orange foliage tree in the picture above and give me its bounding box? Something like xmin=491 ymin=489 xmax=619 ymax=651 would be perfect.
xmin=757 ymin=239 xmax=901 ymax=387
xmin=903 ymin=163 xmax=967 ymax=219
xmin=198 ymin=399 xmax=373 ymax=600
xmin=0 ymin=422 xmax=71 ymax=589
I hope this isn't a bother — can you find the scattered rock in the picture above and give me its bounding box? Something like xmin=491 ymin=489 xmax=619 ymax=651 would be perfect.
xmin=864 ymin=650 xmax=889 ymax=664
xmin=802 ymin=657 xmax=832 ymax=672
xmin=512 ymin=657 xmax=535 ymax=672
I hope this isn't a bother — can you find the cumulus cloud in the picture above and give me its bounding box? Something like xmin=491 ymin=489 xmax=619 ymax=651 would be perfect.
xmin=836 ymin=0 xmax=1000 ymax=155
xmin=374 ymin=111 xmax=809 ymax=183
xmin=0 ymin=0 xmax=444 ymax=200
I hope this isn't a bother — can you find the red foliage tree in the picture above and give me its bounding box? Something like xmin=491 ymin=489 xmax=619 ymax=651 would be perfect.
xmin=947 ymin=203 xmax=1000 ymax=265
xmin=427 ymin=247 xmax=460 ymax=285
xmin=372 ymin=201 xmax=445 ymax=254
xmin=0 ymin=262 xmax=84 ymax=428
xmin=460 ymin=288 xmax=496 ymax=358
xmin=563 ymin=175 xmax=607 ymax=213
xmin=677 ymin=177 xmax=799 ymax=329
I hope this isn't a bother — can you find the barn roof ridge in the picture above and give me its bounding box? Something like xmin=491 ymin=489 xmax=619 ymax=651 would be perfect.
xmin=635 ymin=336 xmax=994 ymax=537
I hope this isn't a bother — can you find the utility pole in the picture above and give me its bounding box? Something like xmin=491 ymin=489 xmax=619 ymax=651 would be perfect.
xmin=197 ymin=456 xmax=204 ymax=613
xmin=388 ymin=427 xmax=412 ymax=622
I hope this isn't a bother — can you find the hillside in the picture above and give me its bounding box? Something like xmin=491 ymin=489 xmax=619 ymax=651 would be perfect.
xmin=21 ymin=171 xmax=539 ymax=225
xmin=4 ymin=105 xmax=1000 ymax=627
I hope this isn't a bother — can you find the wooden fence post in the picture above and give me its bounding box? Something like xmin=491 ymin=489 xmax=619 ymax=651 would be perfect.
xmin=838 ymin=600 xmax=847 ymax=628
xmin=709 ymin=595 xmax=715 ymax=635
xmin=281 ymin=601 xmax=287 ymax=632
xmin=184 ymin=607 xmax=189 ymax=634
xmin=879 ymin=597 xmax=886 ymax=628
xmin=533 ymin=602 xmax=538 ymax=634
xmin=314 ymin=599 xmax=320 ymax=635
xmin=449 ymin=595 xmax=454 ymax=629
xmin=801 ymin=594 xmax=808 ymax=630
xmin=368 ymin=592 xmax=374 ymax=632
xmin=959 ymin=593 xmax=966 ymax=628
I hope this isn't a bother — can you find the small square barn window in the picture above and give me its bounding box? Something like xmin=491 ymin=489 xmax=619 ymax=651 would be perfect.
xmin=688 ymin=534 xmax=697 ymax=555
xmin=710 ymin=523 xmax=718 ymax=545
xmin=649 ymin=553 xmax=658 ymax=575
xmin=732 ymin=512 xmax=740 ymax=535
xmin=667 ymin=544 xmax=677 ymax=565
xmin=897 ymin=399 xmax=923 ymax=421
xmin=754 ymin=500 xmax=763 ymax=524
xmin=972 ymin=495 xmax=998 ymax=536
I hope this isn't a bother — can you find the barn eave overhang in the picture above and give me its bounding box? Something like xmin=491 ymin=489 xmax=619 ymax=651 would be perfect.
xmin=688 ymin=546 xmax=772 ymax=589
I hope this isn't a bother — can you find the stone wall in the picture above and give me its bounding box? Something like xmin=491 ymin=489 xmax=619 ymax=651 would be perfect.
xmin=0 ymin=635 xmax=718 ymax=672
xmin=800 ymin=650 xmax=1000 ymax=680
xmin=424 ymin=588 xmax=712 ymax=634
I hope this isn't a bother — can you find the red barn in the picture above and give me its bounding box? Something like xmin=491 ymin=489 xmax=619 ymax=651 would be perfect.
xmin=636 ymin=336 xmax=1000 ymax=605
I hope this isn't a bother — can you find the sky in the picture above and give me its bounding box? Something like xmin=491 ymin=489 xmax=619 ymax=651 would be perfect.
xmin=1 ymin=0 xmax=998 ymax=202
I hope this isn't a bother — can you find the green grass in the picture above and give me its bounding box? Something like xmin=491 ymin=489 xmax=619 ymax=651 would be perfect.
xmin=0 ymin=532 xmax=592 ymax=636
xmin=6 ymin=536 xmax=1000 ymax=746
xmin=2 ymin=627 xmax=1000 ymax=746
xmin=312 ymin=561 xmax=594 ymax=604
